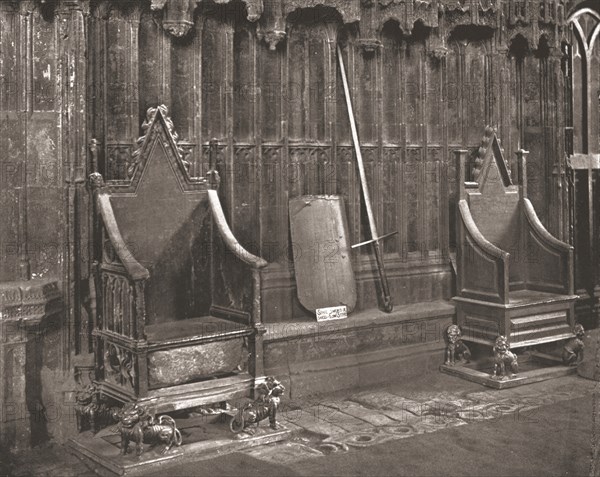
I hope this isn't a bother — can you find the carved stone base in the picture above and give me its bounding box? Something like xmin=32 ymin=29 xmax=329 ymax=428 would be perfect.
xmin=67 ymin=413 xmax=291 ymax=476
xmin=0 ymin=279 xmax=62 ymax=451
xmin=440 ymin=352 xmax=578 ymax=390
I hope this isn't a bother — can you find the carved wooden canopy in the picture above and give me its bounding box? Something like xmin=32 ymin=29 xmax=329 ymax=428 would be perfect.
xmin=145 ymin=0 xmax=569 ymax=51
xmin=11 ymin=0 xmax=573 ymax=53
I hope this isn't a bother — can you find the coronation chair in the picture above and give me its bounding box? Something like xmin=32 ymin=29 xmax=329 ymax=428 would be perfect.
xmin=454 ymin=127 xmax=577 ymax=349
xmin=90 ymin=105 xmax=267 ymax=412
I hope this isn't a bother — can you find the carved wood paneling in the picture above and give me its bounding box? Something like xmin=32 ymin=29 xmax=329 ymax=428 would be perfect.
xmin=201 ymin=14 xmax=230 ymax=140
xmin=233 ymin=27 xmax=256 ymax=141
xmin=260 ymin=145 xmax=285 ymax=262
xmin=405 ymin=147 xmax=422 ymax=257
xmin=382 ymin=147 xmax=401 ymax=254
xmin=233 ymin=145 xmax=259 ymax=250
xmin=80 ymin=0 xmax=574 ymax=315
xmin=139 ymin=6 xmax=169 ymax=121
xmin=337 ymin=145 xmax=362 ymax=247
xmin=105 ymin=4 xmax=139 ymax=144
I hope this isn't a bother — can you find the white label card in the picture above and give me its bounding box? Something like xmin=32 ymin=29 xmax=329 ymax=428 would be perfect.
xmin=316 ymin=305 xmax=348 ymax=322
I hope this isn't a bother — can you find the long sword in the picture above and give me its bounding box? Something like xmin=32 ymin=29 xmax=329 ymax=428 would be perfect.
xmin=337 ymin=44 xmax=395 ymax=313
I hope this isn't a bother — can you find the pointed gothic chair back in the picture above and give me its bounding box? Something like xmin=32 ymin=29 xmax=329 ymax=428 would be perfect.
xmin=90 ymin=105 xmax=267 ymax=410
xmin=454 ymin=127 xmax=577 ymax=348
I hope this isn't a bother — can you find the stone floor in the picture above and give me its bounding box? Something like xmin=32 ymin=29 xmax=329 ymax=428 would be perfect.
xmin=3 ymin=372 xmax=598 ymax=477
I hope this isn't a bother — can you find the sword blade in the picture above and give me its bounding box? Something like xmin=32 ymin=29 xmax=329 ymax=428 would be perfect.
xmin=337 ymin=45 xmax=393 ymax=312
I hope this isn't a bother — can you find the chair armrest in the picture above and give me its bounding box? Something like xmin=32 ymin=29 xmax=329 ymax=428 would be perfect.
xmin=459 ymin=200 xmax=508 ymax=260
xmin=457 ymin=200 xmax=509 ymax=303
xmin=207 ymin=190 xmax=268 ymax=270
xmin=523 ymin=198 xmax=574 ymax=294
xmin=97 ymin=193 xmax=150 ymax=281
xmin=523 ymin=199 xmax=572 ymax=253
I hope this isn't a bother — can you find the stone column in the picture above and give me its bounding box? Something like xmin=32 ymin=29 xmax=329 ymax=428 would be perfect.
xmin=56 ymin=0 xmax=91 ymax=359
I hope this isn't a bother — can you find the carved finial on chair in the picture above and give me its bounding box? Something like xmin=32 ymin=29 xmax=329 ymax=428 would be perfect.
xmin=88 ymin=138 xmax=104 ymax=189
xmin=132 ymin=105 xmax=187 ymax=174
xmin=207 ymin=138 xmax=221 ymax=189
xmin=472 ymin=126 xmax=495 ymax=182
xmin=89 ymin=172 xmax=105 ymax=190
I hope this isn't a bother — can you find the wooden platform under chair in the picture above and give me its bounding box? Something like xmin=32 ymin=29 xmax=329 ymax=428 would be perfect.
xmin=440 ymin=350 xmax=578 ymax=390
xmin=68 ymin=413 xmax=291 ymax=477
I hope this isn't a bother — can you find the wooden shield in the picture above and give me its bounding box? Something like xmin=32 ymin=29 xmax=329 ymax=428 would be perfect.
xmin=289 ymin=195 xmax=357 ymax=314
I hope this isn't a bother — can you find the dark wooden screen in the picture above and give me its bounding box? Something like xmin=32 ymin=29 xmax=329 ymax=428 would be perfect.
xmin=80 ymin=1 xmax=573 ymax=320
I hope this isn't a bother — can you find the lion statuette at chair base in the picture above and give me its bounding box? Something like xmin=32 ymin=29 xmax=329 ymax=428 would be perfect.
xmin=444 ymin=324 xmax=472 ymax=366
xmin=492 ymin=336 xmax=518 ymax=380
xmin=118 ymin=403 xmax=182 ymax=457
xmin=229 ymin=376 xmax=285 ymax=435
xmin=563 ymin=323 xmax=585 ymax=366
xmin=75 ymin=384 xmax=120 ymax=434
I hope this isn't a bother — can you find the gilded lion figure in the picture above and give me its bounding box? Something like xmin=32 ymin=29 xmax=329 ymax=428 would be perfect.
xmin=444 ymin=324 xmax=471 ymax=366
xmin=562 ymin=324 xmax=585 ymax=366
xmin=492 ymin=336 xmax=518 ymax=380
xmin=118 ymin=403 xmax=182 ymax=457
xmin=75 ymin=384 xmax=119 ymax=434
xmin=229 ymin=377 xmax=285 ymax=434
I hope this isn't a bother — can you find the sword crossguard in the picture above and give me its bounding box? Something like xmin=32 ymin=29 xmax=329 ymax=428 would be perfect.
xmin=351 ymin=231 xmax=399 ymax=249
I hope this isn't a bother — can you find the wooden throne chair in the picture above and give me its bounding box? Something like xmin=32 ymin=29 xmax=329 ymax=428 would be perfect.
xmin=454 ymin=128 xmax=577 ymax=349
xmin=89 ymin=105 xmax=268 ymax=413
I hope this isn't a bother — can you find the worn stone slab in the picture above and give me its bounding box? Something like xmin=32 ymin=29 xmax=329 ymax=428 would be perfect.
xmin=409 ymin=415 xmax=467 ymax=434
xmin=321 ymin=400 xmax=397 ymax=427
xmin=380 ymin=424 xmax=419 ymax=439
xmin=412 ymin=398 xmax=477 ymax=417
xmin=349 ymin=391 xmax=422 ymax=414
xmin=243 ymin=442 xmax=324 ymax=464
xmin=284 ymin=405 xmax=348 ymax=438
xmin=327 ymin=429 xmax=398 ymax=448
xmin=312 ymin=403 xmax=373 ymax=432
xmin=378 ymin=408 xmax=424 ymax=424
xmin=465 ymin=390 xmax=514 ymax=402
xmin=276 ymin=417 xmax=304 ymax=433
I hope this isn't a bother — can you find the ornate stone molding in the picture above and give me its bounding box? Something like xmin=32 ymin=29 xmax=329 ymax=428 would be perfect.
xmin=260 ymin=29 xmax=287 ymax=50
xmin=143 ymin=0 xmax=569 ymax=47
xmin=376 ymin=0 xmax=440 ymax=34
xmin=56 ymin=0 xmax=90 ymax=13
xmin=162 ymin=19 xmax=194 ymax=37
xmin=0 ymin=279 xmax=62 ymax=329
xmin=429 ymin=45 xmax=449 ymax=59
xmin=283 ymin=0 xmax=361 ymax=24
xmin=151 ymin=0 xmax=169 ymax=10
xmin=151 ymin=0 xmax=263 ymax=37
xmin=357 ymin=38 xmax=383 ymax=53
